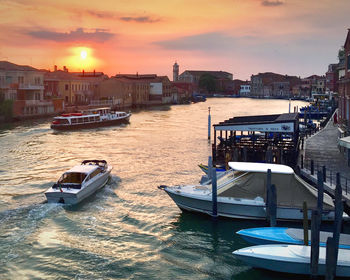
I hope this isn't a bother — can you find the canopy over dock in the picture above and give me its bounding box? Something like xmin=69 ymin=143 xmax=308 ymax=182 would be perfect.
xmin=212 ymin=113 xmax=300 ymax=167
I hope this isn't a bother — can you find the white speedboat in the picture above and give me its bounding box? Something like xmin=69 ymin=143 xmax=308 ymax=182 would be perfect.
xmin=233 ymin=244 xmax=350 ymax=277
xmin=159 ymin=162 xmax=336 ymax=221
xmin=45 ymin=160 xmax=112 ymax=204
xmin=51 ymin=107 xmax=131 ymax=130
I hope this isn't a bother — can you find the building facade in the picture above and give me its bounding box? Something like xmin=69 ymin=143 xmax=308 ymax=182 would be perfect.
xmin=0 ymin=61 xmax=54 ymax=118
xmin=250 ymin=72 xmax=301 ymax=98
xmin=339 ymin=29 xmax=350 ymax=134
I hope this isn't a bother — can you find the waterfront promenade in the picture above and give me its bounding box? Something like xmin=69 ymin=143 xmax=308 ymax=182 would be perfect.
xmin=301 ymin=111 xmax=350 ymax=189
xmin=297 ymin=111 xmax=350 ymax=217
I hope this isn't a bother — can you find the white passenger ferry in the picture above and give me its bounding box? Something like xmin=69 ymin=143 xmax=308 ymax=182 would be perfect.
xmin=50 ymin=107 xmax=131 ymax=130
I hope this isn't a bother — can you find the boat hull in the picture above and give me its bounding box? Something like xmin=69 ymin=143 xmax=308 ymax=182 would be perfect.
xmin=164 ymin=188 xmax=336 ymax=221
xmin=51 ymin=116 xmax=130 ymax=130
xmin=45 ymin=168 xmax=111 ymax=204
xmin=233 ymin=244 xmax=350 ymax=277
xmin=236 ymin=227 xmax=350 ymax=249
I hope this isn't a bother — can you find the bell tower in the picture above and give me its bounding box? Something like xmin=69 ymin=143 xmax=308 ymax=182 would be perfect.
xmin=173 ymin=61 xmax=179 ymax=82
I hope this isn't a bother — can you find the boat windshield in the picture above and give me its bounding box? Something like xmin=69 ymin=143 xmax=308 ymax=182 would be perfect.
xmin=59 ymin=172 xmax=87 ymax=184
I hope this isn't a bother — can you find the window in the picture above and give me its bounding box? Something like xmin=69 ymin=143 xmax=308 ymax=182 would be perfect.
xmin=59 ymin=172 xmax=86 ymax=184
xmin=90 ymin=168 xmax=101 ymax=179
xmin=65 ymin=84 xmax=69 ymax=91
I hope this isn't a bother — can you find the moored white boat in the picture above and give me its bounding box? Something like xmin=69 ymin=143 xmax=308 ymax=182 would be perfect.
xmin=51 ymin=107 xmax=131 ymax=130
xmin=159 ymin=162 xmax=337 ymax=221
xmin=45 ymin=160 xmax=112 ymax=204
xmin=236 ymin=227 xmax=350 ymax=249
xmin=233 ymin=244 xmax=350 ymax=277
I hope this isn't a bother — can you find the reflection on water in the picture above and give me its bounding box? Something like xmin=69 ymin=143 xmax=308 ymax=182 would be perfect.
xmin=0 ymin=98 xmax=311 ymax=279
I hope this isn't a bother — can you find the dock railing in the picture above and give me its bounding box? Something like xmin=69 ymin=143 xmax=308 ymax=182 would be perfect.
xmin=300 ymin=156 xmax=350 ymax=195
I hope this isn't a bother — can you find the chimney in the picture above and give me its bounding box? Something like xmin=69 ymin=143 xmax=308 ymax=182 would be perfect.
xmin=63 ymin=66 xmax=67 ymax=72
xmin=54 ymin=65 xmax=57 ymax=71
xmin=83 ymin=70 xmax=85 ymax=76
xmin=93 ymin=69 xmax=96 ymax=76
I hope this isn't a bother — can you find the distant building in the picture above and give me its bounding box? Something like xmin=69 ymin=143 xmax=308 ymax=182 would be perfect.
xmin=173 ymin=62 xmax=179 ymax=82
xmin=231 ymin=79 xmax=245 ymax=96
xmin=326 ymin=63 xmax=339 ymax=93
xmin=178 ymin=70 xmax=233 ymax=94
xmin=338 ymin=29 xmax=350 ymax=135
xmin=70 ymin=70 xmax=108 ymax=100
xmin=0 ymin=61 xmax=54 ymax=118
xmin=44 ymin=69 xmax=97 ymax=106
xmin=172 ymin=81 xmax=194 ymax=102
xmin=239 ymin=83 xmax=251 ymax=96
xmin=250 ymin=72 xmax=301 ymax=98
xmin=96 ymin=78 xmax=133 ymax=108
xmin=98 ymin=74 xmax=176 ymax=107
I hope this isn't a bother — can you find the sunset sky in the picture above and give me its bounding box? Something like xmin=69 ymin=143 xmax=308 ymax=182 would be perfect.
xmin=0 ymin=0 xmax=349 ymax=80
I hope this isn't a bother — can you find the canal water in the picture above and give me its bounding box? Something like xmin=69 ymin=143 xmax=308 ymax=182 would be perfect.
xmin=0 ymin=98 xmax=309 ymax=280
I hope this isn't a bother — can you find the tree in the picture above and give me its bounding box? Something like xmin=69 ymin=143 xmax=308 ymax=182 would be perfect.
xmin=199 ymin=74 xmax=217 ymax=93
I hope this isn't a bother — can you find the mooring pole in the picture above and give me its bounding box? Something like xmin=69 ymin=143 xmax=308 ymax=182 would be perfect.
xmin=333 ymin=173 xmax=343 ymax=265
xmin=211 ymin=165 xmax=218 ymax=218
xmin=303 ymin=201 xmax=309 ymax=245
xmin=269 ymin=184 xmax=277 ymax=227
xmin=208 ymin=107 xmax=211 ymax=140
xmin=288 ymin=98 xmax=291 ymax=113
xmin=208 ymin=156 xmax=213 ymax=180
xmin=317 ymin=171 xmax=324 ymax=215
xmin=310 ymin=210 xmax=320 ymax=278
xmin=325 ymin=237 xmax=336 ymax=280
xmin=325 ymin=174 xmax=343 ymax=280
xmin=266 ymin=169 xmax=272 ymax=222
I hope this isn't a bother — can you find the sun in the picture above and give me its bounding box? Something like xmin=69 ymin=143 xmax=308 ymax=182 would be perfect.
xmin=80 ymin=50 xmax=87 ymax=60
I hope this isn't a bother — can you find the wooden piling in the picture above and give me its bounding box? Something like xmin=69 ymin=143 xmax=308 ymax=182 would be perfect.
xmin=211 ymin=165 xmax=218 ymax=218
xmin=268 ymin=184 xmax=277 ymax=227
xmin=317 ymin=171 xmax=324 ymax=215
xmin=208 ymin=107 xmax=211 ymax=140
xmin=333 ymin=173 xmax=343 ymax=267
xmin=208 ymin=156 xmax=213 ymax=180
xmin=301 ymin=154 xmax=304 ymax=169
xmin=303 ymin=201 xmax=309 ymax=246
xmin=325 ymin=237 xmax=336 ymax=280
xmin=311 ymin=160 xmax=314 ymax=175
xmin=310 ymin=210 xmax=320 ymax=278
xmin=323 ymin=166 xmax=326 ymax=182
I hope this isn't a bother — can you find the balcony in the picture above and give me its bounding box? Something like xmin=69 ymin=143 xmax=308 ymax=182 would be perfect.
xmin=24 ymin=100 xmax=53 ymax=106
xmin=18 ymin=84 xmax=44 ymax=90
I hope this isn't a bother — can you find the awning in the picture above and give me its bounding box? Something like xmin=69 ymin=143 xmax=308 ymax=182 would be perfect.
xmin=339 ymin=136 xmax=350 ymax=149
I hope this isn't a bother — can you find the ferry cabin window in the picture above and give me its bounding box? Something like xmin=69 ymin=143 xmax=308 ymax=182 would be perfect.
xmin=77 ymin=118 xmax=83 ymax=124
xmin=89 ymin=116 xmax=94 ymax=122
xmin=84 ymin=117 xmax=89 ymax=123
xmin=59 ymin=172 xmax=87 ymax=184
xmin=95 ymin=116 xmax=100 ymax=121
xmin=59 ymin=119 xmax=69 ymax=124
xmin=71 ymin=118 xmax=77 ymax=124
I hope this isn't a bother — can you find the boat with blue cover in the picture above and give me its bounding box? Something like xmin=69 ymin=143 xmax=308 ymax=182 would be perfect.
xmin=236 ymin=227 xmax=350 ymax=249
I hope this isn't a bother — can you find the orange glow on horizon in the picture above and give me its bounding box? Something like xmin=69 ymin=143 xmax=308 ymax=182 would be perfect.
xmin=64 ymin=46 xmax=101 ymax=72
